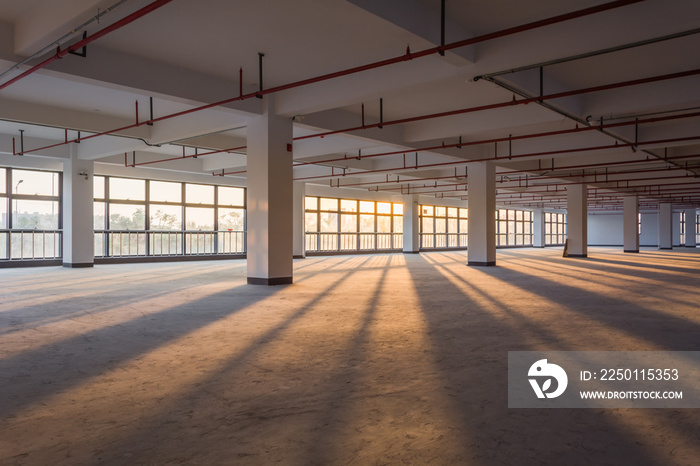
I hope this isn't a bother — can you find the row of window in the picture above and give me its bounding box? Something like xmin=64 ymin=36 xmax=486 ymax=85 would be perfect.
xmin=1 ymin=167 xmax=595 ymax=262
xmin=0 ymin=168 xmax=61 ymax=260
xmin=304 ymin=197 xmax=404 ymax=251
xmin=93 ymin=176 xmax=246 ymax=257
xmin=496 ymin=209 xmax=534 ymax=247
xmin=419 ymin=205 xmax=469 ymax=248
xmin=545 ymin=212 xmax=567 ymax=246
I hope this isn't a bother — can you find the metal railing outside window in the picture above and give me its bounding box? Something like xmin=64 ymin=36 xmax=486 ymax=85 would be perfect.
xmin=94 ymin=176 xmax=246 ymax=258
xmin=305 ymin=196 xmax=403 ymax=253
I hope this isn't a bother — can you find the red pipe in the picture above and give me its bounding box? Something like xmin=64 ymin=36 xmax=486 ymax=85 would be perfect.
xmin=333 ymin=152 xmax=700 ymax=188
xmin=294 ymin=134 xmax=700 ymax=181
xmin=128 ymin=145 xmax=247 ymax=167
xmin=295 ymin=109 xmax=700 ymax=168
xmin=13 ymin=0 xmax=643 ymax=158
xmin=0 ymin=0 xmax=175 ymax=91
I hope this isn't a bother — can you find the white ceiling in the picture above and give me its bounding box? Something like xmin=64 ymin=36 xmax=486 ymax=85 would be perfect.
xmin=0 ymin=0 xmax=698 ymax=209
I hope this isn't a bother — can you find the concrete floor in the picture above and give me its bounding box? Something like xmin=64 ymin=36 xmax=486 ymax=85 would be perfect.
xmin=1 ymin=247 xmax=700 ymax=465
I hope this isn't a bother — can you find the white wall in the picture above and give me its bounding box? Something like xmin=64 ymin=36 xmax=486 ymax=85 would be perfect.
xmin=587 ymin=213 xmax=623 ymax=246
xmin=639 ymin=212 xmax=658 ymax=247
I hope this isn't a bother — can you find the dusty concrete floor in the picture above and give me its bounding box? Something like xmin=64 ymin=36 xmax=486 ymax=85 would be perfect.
xmin=1 ymin=247 xmax=700 ymax=465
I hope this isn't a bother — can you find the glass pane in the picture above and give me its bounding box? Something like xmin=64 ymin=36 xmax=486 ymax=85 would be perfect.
xmin=436 ymin=218 xmax=447 ymax=233
xmin=377 ymin=202 xmax=391 ymax=214
xmin=185 ymin=207 xmax=214 ymax=230
xmin=422 ymin=217 xmax=434 ymax=233
xmin=393 ymin=203 xmax=403 ymax=215
xmin=320 ymin=198 xmax=338 ymax=211
xmin=448 ymin=218 xmax=458 ymax=233
xmin=508 ymin=210 xmax=515 ymax=220
xmin=94 ymin=232 xmax=104 ymax=257
xmin=12 ymin=200 xmax=59 ymax=229
xmin=459 ymin=219 xmax=468 ymax=234
xmin=94 ymin=176 xmax=105 ymax=199
xmin=360 ymin=214 xmax=374 ymax=232
xmin=109 ymin=204 xmax=146 ymax=230
xmin=377 ymin=216 xmax=391 ymax=233
xmin=0 ymin=168 xmax=5 ymax=193
xmin=150 ymin=204 xmax=182 ymax=230
xmin=186 ymin=184 xmax=214 ymax=204
xmin=421 ymin=205 xmax=433 ymax=216
xmin=0 ymin=198 xmax=6 ymax=229
xmin=110 ymin=177 xmax=145 ymax=201
xmin=218 ymin=186 xmax=245 ymax=206
xmin=359 ymin=201 xmax=375 ymax=213
xmin=340 ymin=199 xmax=357 ymax=212
xmin=305 ymin=196 xmax=318 ymax=211
xmin=13 ymin=170 xmax=59 ymax=196
xmin=435 ymin=206 xmax=446 ymax=217
xmin=218 ymin=207 xmax=244 ymax=230
xmin=0 ymin=232 xmax=6 ymax=258
xmin=93 ymin=202 xmax=105 ymax=229
xmin=394 ymin=216 xmax=403 ymax=232
xmin=341 ymin=214 xmax=357 ymax=232
xmin=516 ymin=210 xmax=523 ymax=221
xmin=459 ymin=208 xmax=468 ymax=218
xmin=320 ymin=212 xmax=338 ymax=232
xmin=305 ymin=212 xmax=318 ymax=232
xmin=150 ymin=181 xmax=182 ymax=203
xmin=448 ymin=207 xmax=458 ymax=218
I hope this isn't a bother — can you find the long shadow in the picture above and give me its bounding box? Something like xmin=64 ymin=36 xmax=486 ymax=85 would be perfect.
xmin=305 ymin=257 xmax=389 ymax=464
xmin=405 ymin=252 xmax=663 ymax=465
xmin=0 ymin=263 xmax=248 ymax=337
xmin=0 ymin=279 xmax=277 ymax=421
xmin=514 ymin=257 xmax=700 ymax=306
xmin=77 ymin=254 xmax=390 ymax=464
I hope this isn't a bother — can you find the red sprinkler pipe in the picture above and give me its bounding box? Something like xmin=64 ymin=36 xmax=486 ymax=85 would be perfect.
xmin=0 ymin=0 xmax=175 ymax=91
xmin=293 ymin=105 xmax=700 ymax=169
xmin=294 ymin=134 xmax=700 ymax=181
xmin=16 ymin=0 xmax=643 ymax=158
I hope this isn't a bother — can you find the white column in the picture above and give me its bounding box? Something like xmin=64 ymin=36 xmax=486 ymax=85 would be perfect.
xmin=293 ymin=181 xmax=306 ymax=258
xmin=566 ymin=184 xmax=587 ymax=257
xmin=533 ymin=209 xmax=545 ymax=248
xmin=658 ymin=203 xmax=672 ymax=249
xmin=685 ymin=209 xmax=697 ymax=248
xmin=402 ymin=194 xmax=420 ymax=253
xmin=467 ymin=162 xmax=496 ymax=266
xmin=623 ymin=195 xmax=639 ymax=253
xmin=246 ymin=96 xmax=294 ymax=285
xmin=62 ymin=153 xmax=94 ymax=267
xmin=672 ymin=212 xmax=681 ymax=246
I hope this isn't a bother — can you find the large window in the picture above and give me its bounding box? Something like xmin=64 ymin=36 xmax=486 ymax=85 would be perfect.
xmin=420 ymin=205 xmax=468 ymax=249
xmin=305 ymin=196 xmax=403 ymax=252
xmin=1 ymin=168 xmax=62 ymax=261
xmin=545 ymin=212 xmax=567 ymax=246
xmin=94 ymin=176 xmax=245 ymax=258
xmin=496 ymin=209 xmax=533 ymax=247
xmin=679 ymin=211 xmax=685 ymax=245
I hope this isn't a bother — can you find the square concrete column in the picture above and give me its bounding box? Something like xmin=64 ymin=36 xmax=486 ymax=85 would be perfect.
xmin=62 ymin=154 xmax=94 ymax=268
xmin=566 ymin=184 xmax=587 ymax=258
xmin=685 ymin=209 xmax=697 ymax=248
xmin=623 ymin=195 xmax=639 ymax=253
xmin=247 ymin=96 xmax=294 ymax=285
xmin=467 ymin=162 xmax=496 ymax=266
xmin=533 ymin=209 xmax=545 ymax=248
xmin=293 ymin=182 xmax=306 ymax=258
xmin=658 ymin=203 xmax=672 ymax=250
xmin=402 ymin=194 xmax=420 ymax=253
